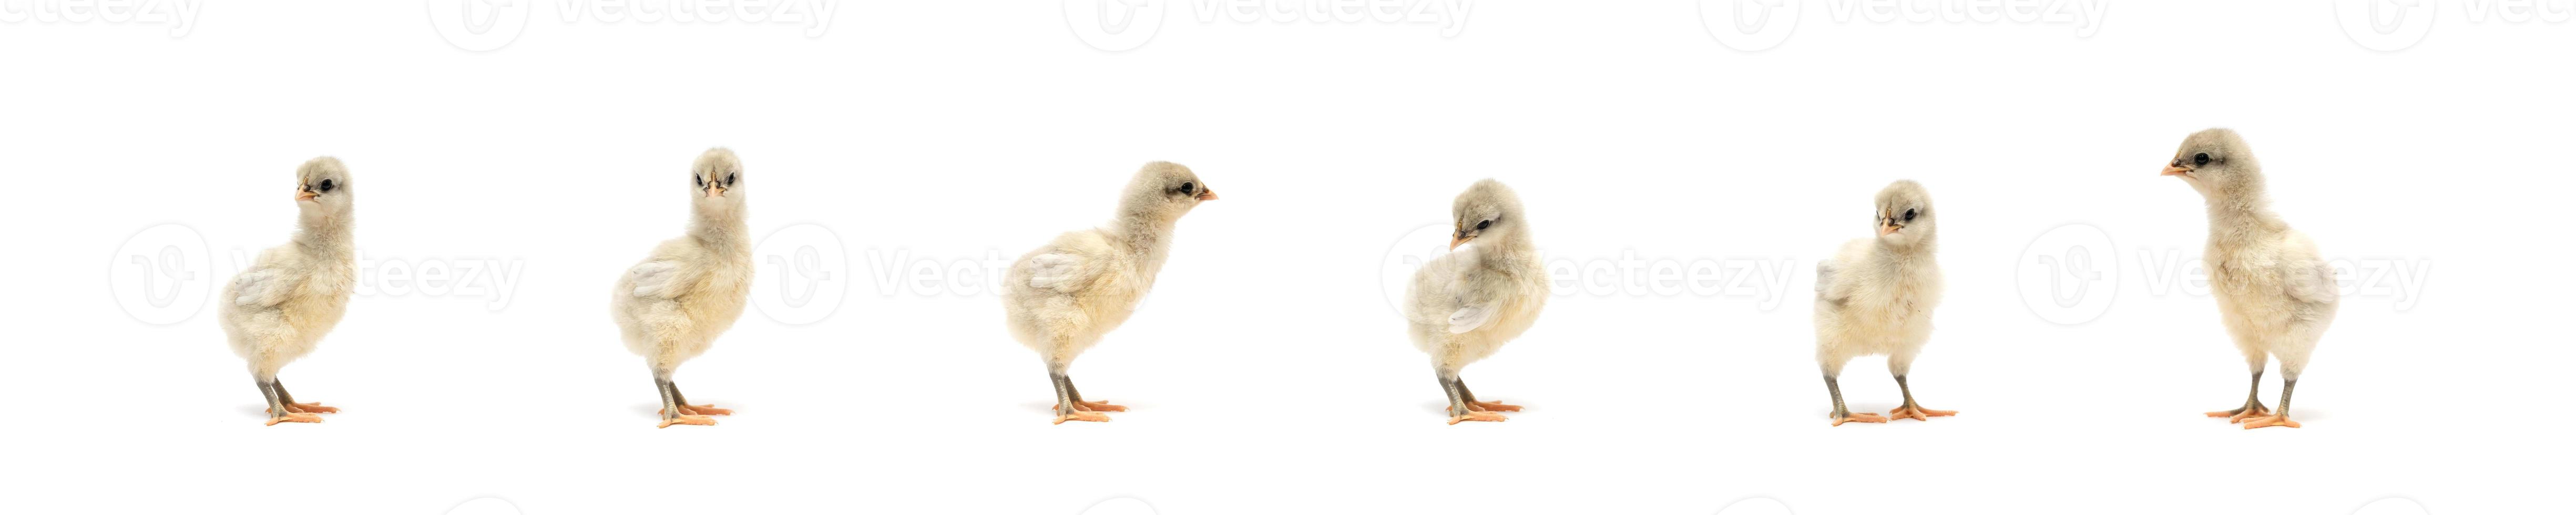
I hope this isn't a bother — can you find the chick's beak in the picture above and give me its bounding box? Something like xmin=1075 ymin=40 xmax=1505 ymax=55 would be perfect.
xmin=1878 ymin=222 xmax=1900 ymax=236
xmin=1196 ymin=187 xmax=1218 ymax=201
xmin=1450 ymin=227 xmax=1474 ymax=250
xmin=705 ymin=185 xmax=726 ymax=198
xmin=2162 ymin=160 xmax=2191 ymax=176
xmin=296 ymin=188 xmax=317 ymax=202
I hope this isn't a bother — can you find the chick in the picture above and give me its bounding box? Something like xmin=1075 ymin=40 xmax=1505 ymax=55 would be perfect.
xmin=1404 ymin=179 xmax=1548 ymax=425
xmin=1002 ymin=162 xmax=1217 ymax=424
xmin=1812 ymin=180 xmax=1954 ymax=426
xmin=2162 ymin=128 xmax=2338 ymax=430
xmin=610 ymin=148 xmax=754 ymax=428
xmin=220 ymin=157 xmax=357 ymax=426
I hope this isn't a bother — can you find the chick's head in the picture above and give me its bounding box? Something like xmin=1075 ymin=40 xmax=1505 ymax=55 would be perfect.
xmin=1120 ymin=161 xmax=1216 ymax=221
xmin=293 ymin=156 xmax=352 ymax=223
xmin=1872 ymin=179 xmax=1934 ymax=248
xmin=1449 ymin=179 xmax=1527 ymax=250
xmin=690 ymin=147 xmax=747 ymax=220
xmin=2162 ymin=128 xmax=2263 ymax=198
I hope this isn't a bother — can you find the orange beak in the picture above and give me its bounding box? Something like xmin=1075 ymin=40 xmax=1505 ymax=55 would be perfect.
xmin=705 ymin=186 xmax=726 ymax=198
xmin=296 ymin=189 xmax=318 ymax=201
xmin=1878 ymin=223 xmax=1900 ymax=236
xmin=1196 ymin=187 xmax=1218 ymax=201
xmin=2162 ymin=165 xmax=2191 ymax=176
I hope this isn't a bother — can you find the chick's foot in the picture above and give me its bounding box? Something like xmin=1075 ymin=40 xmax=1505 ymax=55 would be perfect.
xmin=1052 ymin=411 xmax=1111 ymax=424
xmin=2239 ymin=414 xmax=2301 ymax=429
xmin=657 ymin=415 xmax=718 ymax=428
xmin=1467 ymin=401 xmax=1522 ymax=412
xmin=1830 ymin=411 xmax=1887 ymax=426
xmin=263 ymin=413 xmax=324 ymax=426
xmin=2205 ymin=405 xmax=2271 ymax=423
xmin=1073 ymin=400 xmax=1127 ymax=412
xmin=1446 ymin=411 xmax=1508 ymax=425
xmin=1888 ymin=404 xmax=1956 ymax=421
xmin=657 ymin=404 xmax=733 ymax=416
xmin=286 ymin=402 xmax=339 ymax=414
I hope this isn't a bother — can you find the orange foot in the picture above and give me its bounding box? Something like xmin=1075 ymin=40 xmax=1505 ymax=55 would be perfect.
xmin=1468 ymin=401 xmax=1523 ymax=412
xmin=658 ymin=404 xmax=734 ymax=416
xmin=1888 ymin=405 xmax=1957 ymax=421
xmin=2240 ymin=414 xmax=2301 ymax=429
xmin=287 ymin=402 xmax=339 ymax=414
xmin=1074 ymin=400 xmax=1127 ymax=412
xmin=658 ymin=415 xmax=717 ymax=428
xmin=264 ymin=412 xmax=323 ymax=426
xmin=1831 ymin=411 xmax=1887 ymax=426
xmin=1446 ymin=411 xmax=1508 ymax=425
xmin=1052 ymin=410 xmax=1111 ymax=424
xmin=2206 ymin=405 xmax=2272 ymax=423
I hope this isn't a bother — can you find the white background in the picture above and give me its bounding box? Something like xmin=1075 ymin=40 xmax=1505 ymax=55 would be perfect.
xmin=5 ymin=1 xmax=2568 ymax=513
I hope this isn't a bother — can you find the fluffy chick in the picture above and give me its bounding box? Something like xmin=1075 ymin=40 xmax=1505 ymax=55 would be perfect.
xmin=220 ymin=157 xmax=356 ymax=426
xmin=610 ymin=148 xmax=754 ymax=428
xmin=1813 ymin=180 xmax=1954 ymax=426
xmin=1002 ymin=162 xmax=1217 ymax=424
xmin=2162 ymin=128 xmax=2338 ymax=430
xmin=1404 ymin=179 xmax=1548 ymax=425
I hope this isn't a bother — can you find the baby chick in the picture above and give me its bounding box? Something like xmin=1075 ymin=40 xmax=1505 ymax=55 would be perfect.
xmin=220 ymin=157 xmax=356 ymax=426
xmin=1002 ymin=162 xmax=1217 ymax=424
xmin=1404 ymin=179 xmax=1548 ymax=425
xmin=2162 ymin=128 xmax=2338 ymax=430
xmin=611 ymin=148 xmax=754 ymax=428
xmin=1812 ymin=180 xmax=1954 ymax=426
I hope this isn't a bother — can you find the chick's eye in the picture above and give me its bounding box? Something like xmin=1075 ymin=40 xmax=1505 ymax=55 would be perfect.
xmin=1475 ymin=220 xmax=1491 ymax=230
xmin=2193 ymin=152 xmax=2211 ymax=166
xmin=1179 ymin=182 xmax=1194 ymax=195
xmin=1903 ymin=209 xmax=1916 ymax=222
xmin=695 ymin=175 xmax=705 ymax=187
xmin=318 ymin=179 xmax=335 ymax=192
xmin=725 ymin=173 xmax=736 ymax=186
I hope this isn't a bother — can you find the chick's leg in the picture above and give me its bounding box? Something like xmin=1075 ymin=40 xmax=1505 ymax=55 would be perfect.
xmin=1061 ymin=377 xmax=1126 ymax=413
xmin=1049 ymin=363 xmax=1111 ymax=424
xmin=270 ymin=378 xmax=339 ymax=414
xmin=654 ymin=369 xmax=715 ymax=428
xmin=1453 ymin=377 xmax=1521 ymax=412
xmin=1822 ymin=374 xmax=1885 ymax=426
xmin=2241 ymin=366 xmax=2303 ymax=429
xmin=1439 ymin=368 xmax=1506 ymax=425
xmin=2205 ymin=353 xmax=2272 ymax=422
xmin=656 ymin=382 xmax=733 ymax=417
xmin=1883 ymin=355 xmax=1954 ymax=421
xmin=257 ymin=379 xmax=321 ymax=426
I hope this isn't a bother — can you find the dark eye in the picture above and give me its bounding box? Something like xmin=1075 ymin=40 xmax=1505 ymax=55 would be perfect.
xmin=1902 ymin=209 xmax=1916 ymax=221
xmin=695 ymin=175 xmax=705 ymax=187
xmin=317 ymin=179 xmax=335 ymax=192
xmin=2193 ymin=152 xmax=2211 ymax=166
xmin=1475 ymin=220 xmax=1492 ymax=230
xmin=726 ymin=173 xmax=736 ymax=186
xmin=1179 ymin=182 xmax=1194 ymax=195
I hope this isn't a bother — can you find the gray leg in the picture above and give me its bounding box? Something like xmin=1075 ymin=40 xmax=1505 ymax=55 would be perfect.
xmin=2208 ymin=370 xmax=2270 ymax=419
xmin=651 ymin=368 xmax=712 ymax=427
xmin=271 ymin=379 xmax=296 ymax=406
xmin=1045 ymin=362 xmax=1113 ymax=423
xmin=1437 ymin=369 xmax=1470 ymax=418
xmin=258 ymin=380 xmax=289 ymax=418
xmin=1823 ymin=374 xmax=1884 ymax=425
xmin=1890 ymin=375 xmax=1956 ymax=420
xmin=2276 ymin=378 xmax=2297 ymax=419
xmin=1453 ymin=377 xmax=1479 ymax=406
